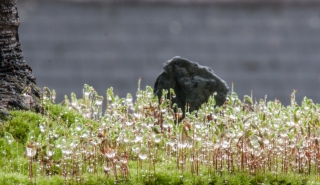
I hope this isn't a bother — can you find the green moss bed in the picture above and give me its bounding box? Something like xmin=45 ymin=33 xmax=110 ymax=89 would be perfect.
xmin=0 ymin=84 xmax=320 ymax=185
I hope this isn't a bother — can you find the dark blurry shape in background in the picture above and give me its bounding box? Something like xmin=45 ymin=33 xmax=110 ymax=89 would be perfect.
xmin=18 ymin=0 xmax=320 ymax=105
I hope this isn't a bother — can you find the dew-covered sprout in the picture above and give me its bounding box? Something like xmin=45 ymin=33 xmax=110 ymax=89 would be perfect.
xmin=26 ymin=142 xmax=37 ymax=158
xmin=138 ymin=146 xmax=148 ymax=160
xmin=4 ymin=84 xmax=320 ymax=184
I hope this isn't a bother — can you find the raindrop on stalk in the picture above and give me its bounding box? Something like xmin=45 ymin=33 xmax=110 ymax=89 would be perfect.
xmin=229 ymin=115 xmax=237 ymax=120
xmin=4 ymin=132 xmax=14 ymax=145
xmin=136 ymin=91 xmax=142 ymax=98
xmin=104 ymin=165 xmax=112 ymax=173
xmin=263 ymin=139 xmax=270 ymax=145
xmin=120 ymin=153 xmax=128 ymax=164
xmin=279 ymin=129 xmax=287 ymax=138
xmin=94 ymin=95 xmax=104 ymax=106
xmin=146 ymin=92 xmax=153 ymax=98
xmin=163 ymin=122 xmax=169 ymax=129
xmin=132 ymin=145 xmax=140 ymax=154
xmin=134 ymin=133 xmax=143 ymax=143
xmin=154 ymin=134 xmax=162 ymax=143
xmin=250 ymin=135 xmax=260 ymax=149
xmin=105 ymin=149 xmax=117 ymax=159
xmin=62 ymin=148 xmax=72 ymax=156
xmin=167 ymin=137 xmax=177 ymax=147
xmin=222 ymin=140 xmax=230 ymax=149
xmin=46 ymin=148 xmax=54 ymax=157
xmin=75 ymin=123 xmax=82 ymax=132
xmin=39 ymin=123 xmax=46 ymax=133
xmin=286 ymin=121 xmax=294 ymax=127
xmin=138 ymin=147 xmax=148 ymax=160
xmin=161 ymin=108 xmax=167 ymax=113
xmin=26 ymin=143 xmax=37 ymax=157
xmin=83 ymin=84 xmax=92 ymax=97
xmin=178 ymin=140 xmax=187 ymax=149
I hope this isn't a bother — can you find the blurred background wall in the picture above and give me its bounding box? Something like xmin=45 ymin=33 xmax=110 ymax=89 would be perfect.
xmin=17 ymin=0 xmax=320 ymax=105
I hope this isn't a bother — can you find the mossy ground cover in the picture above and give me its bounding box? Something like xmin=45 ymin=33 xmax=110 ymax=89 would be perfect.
xmin=0 ymin=84 xmax=320 ymax=185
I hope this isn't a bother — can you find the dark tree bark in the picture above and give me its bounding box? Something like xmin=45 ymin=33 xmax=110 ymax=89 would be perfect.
xmin=0 ymin=0 xmax=40 ymax=117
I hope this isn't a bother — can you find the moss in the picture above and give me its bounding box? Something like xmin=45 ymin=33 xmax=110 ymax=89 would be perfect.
xmin=2 ymin=110 xmax=41 ymax=144
xmin=0 ymin=87 xmax=319 ymax=185
xmin=0 ymin=166 xmax=315 ymax=185
xmin=0 ymin=102 xmax=93 ymax=145
xmin=44 ymin=102 xmax=79 ymax=127
xmin=0 ymin=172 xmax=31 ymax=185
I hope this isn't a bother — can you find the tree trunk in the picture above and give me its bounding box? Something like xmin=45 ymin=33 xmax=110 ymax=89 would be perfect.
xmin=0 ymin=0 xmax=40 ymax=117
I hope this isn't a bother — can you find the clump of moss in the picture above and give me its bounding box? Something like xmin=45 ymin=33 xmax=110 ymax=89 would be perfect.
xmin=1 ymin=110 xmax=41 ymax=144
xmin=0 ymin=172 xmax=30 ymax=185
xmin=1 ymin=85 xmax=320 ymax=185
xmin=0 ymin=101 xmax=94 ymax=145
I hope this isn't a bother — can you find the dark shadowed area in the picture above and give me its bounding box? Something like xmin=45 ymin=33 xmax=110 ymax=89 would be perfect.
xmin=17 ymin=0 xmax=320 ymax=105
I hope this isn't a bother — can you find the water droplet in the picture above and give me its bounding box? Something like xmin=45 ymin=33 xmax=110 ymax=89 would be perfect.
xmin=279 ymin=130 xmax=287 ymax=138
xmin=70 ymin=141 xmax=78 ymax=148
xmin=147 ymin=92 xmax=153 ymax=98
xmin=154 ymin=134 xmax=162 ymax=143
xmin=94 ymin=95 xmax=104 ymax=106
xmin=62 ymin=148 xmax=72 ymax=156
xmin=194 ymin=124 xmax=201 ymax=130
xmin=229 ymin=115 xmax=237 ymax=120
xmin=286 ymin=121 xmax=294 ymax=127
xmin=235 ymin=107 xmax=240 ymax=112
xmin=263 ymin=139 xmax=270 ymax=145
xmin=167 ymin=137 xmax=177 ymax=147
xmin=46 ymin=150 xmax=54 ymax=157
xmin=296 ymin=151 xmax=305 ymax=158
xmin=81 ymin=133 xmax=88 ymax=139
xmin=132 ymin=145 xmax=140 ymax=154
xmin=138 ymin=147 xmax=148 ymax=160
xmin=136 ymin=91 xmax=142 ymax=98
xmin=250 ymin=135 xmax=260 ymax=149
xmin=178 ymin=140 xmax=187 ymax=149
xmin=163 ymin=122 xmax=169 ymax=129
xmin=126 ymin=93 xmax=133 ymax=103
xmin=26 ymin=143 xmax=37 ymax=157
xmin=123 ymin=137 xmax=130 ymax=143
xmin=134 ymin=134 xmax=143 ymax=143
xmin=7 ymin=139 xmax=13 ymax=145
xmin=75 ymin=124 xmax=82 ymax=131
xmin=5 ymin=133 xmax=14 ymax=145
xmin=39 ymin=124 xmax=46 ymax=133
xmin=244 ymin=122 xmax=250 ymax=128
xmin=105 ymin=149 xmax=117 ymax=159
xmin=104 ymin=165 xmax=112 ymax=173
xmin=222 ymin=140 xmax=230 ymax=149
xmin=120 ymin=156 xmax=128 ymax=164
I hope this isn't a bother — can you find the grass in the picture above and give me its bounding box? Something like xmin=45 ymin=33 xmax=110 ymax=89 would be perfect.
xmin=1 ymin=83 xmax=320 ymax=185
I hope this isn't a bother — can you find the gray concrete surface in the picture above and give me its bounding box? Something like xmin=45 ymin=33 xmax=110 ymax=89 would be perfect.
xmin=17 ymin=1 xmax=320 ymax=105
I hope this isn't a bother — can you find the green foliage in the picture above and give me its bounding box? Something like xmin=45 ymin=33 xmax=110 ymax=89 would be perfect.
xmin=0 ymin=172 xmax=30 ymax=185
xmin=0 ymin=99 xmax=94 ymax=144
xmin=0 ymin=111 xmax=41 ymax=144
xmin=1 ymin=85 xmax=320 ymax=185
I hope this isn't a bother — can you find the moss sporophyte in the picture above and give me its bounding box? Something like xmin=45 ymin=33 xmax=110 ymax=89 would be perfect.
xmin=0 ymin=84 xmax=319 ymax=185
